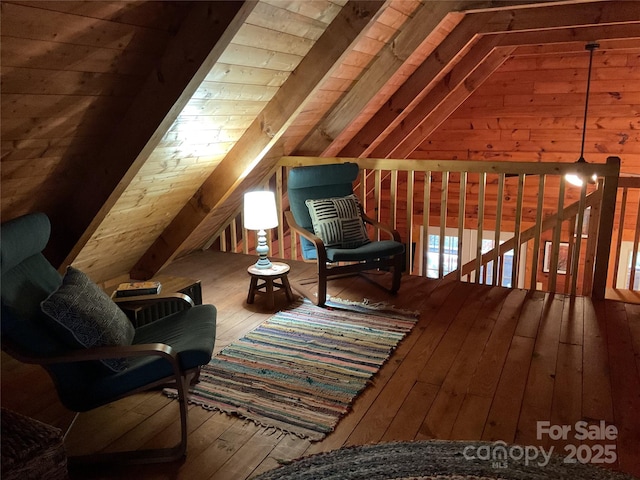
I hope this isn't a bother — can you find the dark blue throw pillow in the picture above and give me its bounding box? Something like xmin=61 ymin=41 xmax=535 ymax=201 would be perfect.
xmin=40 ymin=266 xmax=135 ymax=372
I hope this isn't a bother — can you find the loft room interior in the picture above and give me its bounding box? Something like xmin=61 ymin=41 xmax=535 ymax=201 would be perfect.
xmin=1 ymin=1 xmax=640 ymax=479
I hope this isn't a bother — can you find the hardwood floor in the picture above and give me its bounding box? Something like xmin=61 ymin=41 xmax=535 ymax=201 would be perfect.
xmin=2 ymin=250 xmax=639 ymax=479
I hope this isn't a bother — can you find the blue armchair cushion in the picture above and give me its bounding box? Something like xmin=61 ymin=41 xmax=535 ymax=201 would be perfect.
xmin=41 ymin=266 xmax=135 ymax=372
xmin=305 ymin=194 xmax=371 ymax=249
xmin=288 ymin=163 xmax=360 ymax=260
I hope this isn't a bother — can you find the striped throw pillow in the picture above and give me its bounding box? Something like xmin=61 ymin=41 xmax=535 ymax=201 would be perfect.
xmin=305 ymin=194 xmax=371 ymax=249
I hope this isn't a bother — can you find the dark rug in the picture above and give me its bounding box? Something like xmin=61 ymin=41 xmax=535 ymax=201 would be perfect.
xmin=254 ymin=440 xmax=638 ymax=480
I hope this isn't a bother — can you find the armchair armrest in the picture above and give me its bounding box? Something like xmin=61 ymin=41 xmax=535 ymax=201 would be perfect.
xmin=6 ymin=342 xmax=177 ymax=366
xmin=284 ymin=211 xmax=327 ymax=264
xmin=7 ymin=342 xmax=194 ymax=419
xmin=113 ymin=292 xmax=195 ymax=327
xmin=360 ymin=210 xmax=402 ymax=242
xmin=113 ymin=292 xmax=194 ymax=309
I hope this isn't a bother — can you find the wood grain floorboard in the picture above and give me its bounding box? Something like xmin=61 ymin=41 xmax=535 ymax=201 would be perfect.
xmin=2 ymin=251 xmax=638 ymax=479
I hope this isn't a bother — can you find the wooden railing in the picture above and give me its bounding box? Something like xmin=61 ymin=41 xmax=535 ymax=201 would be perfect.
xmin=211 ymin=156 xmax=623 ymax=299
xmin=610 ymin=177 xmax=640 ymax=292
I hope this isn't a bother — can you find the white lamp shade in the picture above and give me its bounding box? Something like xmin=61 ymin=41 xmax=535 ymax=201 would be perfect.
xmin=244 ymin=191 xmax=279 ymax=230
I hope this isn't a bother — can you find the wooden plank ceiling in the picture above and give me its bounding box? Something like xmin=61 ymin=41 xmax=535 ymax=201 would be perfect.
xmin=1 ymin=0 xmax=639 ymax=283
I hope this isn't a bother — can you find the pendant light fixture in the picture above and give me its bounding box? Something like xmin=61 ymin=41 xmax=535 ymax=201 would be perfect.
xmin=565 ymin=42 xmax=600 ymax=187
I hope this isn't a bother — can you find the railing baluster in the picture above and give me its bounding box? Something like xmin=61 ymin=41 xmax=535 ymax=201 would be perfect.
xmin=422 ymin=171 xmax=431 ymax=277
xmin=230 ymin=218 xmax=238 ymax=253
xmin=439 ymin=171 xmax=449 ymax=279
xmin=570 ymin=184 xmax=588 ymax=295
xmin=375 ymin=169 xmax=382 ymax=241
xmin=357 ymin=167 xmax=366 ymax=207
xmin=457 ymin=171 xmax=467 ymax=282
xmin=565 ymin=215 xmax=576 ymax=295
xmin=242 ymin=209 xmax=249 ymax=255
xmin=630 ymin=194 xmax=640 ymax=290
xmin=493 ymin=174 xmax=504 ymax=286
xmin=276 ymin=167 xmax=284 ymax=259
xmin=511 ymin=174 xmax=525 ymax=288
xmin=612 ymin=187 xmax=628 ymax=288
xmin=475 ymin=172 xmax=486 ymax=283
xmin=391 ymin=170 xmax=398 ymax=231
xmin=407 ymin=170 xmax=415 ymax=274
xmin=530 ymin=175 xmax=546 ymax=291
xmin=220 ymin=227 xmax=227 ymax=252
xmin=549 ymin=178 xmax=566 ymax=293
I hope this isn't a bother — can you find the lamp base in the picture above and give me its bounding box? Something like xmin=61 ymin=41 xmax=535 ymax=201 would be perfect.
xmin=254 ymin=256 xmax=273 ymax=270
xmin=254 ymin=229 xmax=273 ymax=269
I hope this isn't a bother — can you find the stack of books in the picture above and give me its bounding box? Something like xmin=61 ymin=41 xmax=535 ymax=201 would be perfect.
xmin=114 ymin=281 xmax=161 ymax=298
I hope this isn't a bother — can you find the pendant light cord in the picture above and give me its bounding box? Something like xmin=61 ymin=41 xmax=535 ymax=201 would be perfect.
xmin=579 ymin=43 xmax=599 ymax=161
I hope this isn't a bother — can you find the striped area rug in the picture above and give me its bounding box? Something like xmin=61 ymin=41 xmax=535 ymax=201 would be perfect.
xmin=166 ymin=300 xmax=419 ymax=440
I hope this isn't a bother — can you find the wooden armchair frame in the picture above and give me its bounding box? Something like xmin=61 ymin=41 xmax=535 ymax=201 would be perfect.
xmin=2 ymin=293 xmax=198 ymax=465
xmin=285 ymin=208 xmax=403 ymax=307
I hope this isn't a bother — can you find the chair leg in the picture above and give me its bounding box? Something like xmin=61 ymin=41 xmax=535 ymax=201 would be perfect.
xmin=316 ymin=266 xmax=328 ymax=307
xmin=289 ymin=269 xmax=328 ymax=307
xmin=68 ymin=373 xmax=193 ymax=465
xmin=391 ymin=255 xmax=403 ymax=294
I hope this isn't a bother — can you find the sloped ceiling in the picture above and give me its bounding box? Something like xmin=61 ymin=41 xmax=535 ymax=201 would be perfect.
xmin=1 ymin=0 xmax=639 ymax=283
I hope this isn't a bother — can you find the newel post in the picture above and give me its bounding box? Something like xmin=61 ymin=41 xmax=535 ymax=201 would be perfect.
xmin=592 ymin=156 xmax=620 ymax=299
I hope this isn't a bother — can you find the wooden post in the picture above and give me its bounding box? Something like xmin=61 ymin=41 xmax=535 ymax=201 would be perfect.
xmin=592 ymin=156 xmax=621 ymax=299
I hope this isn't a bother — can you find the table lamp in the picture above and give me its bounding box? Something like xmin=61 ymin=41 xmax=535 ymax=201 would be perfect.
xmin=243 ymin=190 xmax=279 ymax=269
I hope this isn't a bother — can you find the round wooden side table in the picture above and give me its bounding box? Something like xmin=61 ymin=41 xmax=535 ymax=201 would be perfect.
xmin=246 ymin=262 xmax=295 ymax=309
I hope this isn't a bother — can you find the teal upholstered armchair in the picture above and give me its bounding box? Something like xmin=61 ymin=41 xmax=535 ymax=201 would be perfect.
xmin=285 ymin=162 xmax=404 ymax=306
xmin=0 ymin=212 xmax=217 ymax=463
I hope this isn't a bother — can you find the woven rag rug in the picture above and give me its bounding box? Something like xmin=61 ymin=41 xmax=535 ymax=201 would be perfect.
xmin=164 ymin=299 xmax=419 ymax=441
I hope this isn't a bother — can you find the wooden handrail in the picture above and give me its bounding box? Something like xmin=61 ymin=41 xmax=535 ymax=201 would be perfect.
xmin=279 ymin=156 xmax=617 ymax=178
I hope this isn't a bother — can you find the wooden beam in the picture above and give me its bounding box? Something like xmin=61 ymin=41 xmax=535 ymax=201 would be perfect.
xmin=296 ymin=1 xmax=468 ymax=155
xmin=339 ymin=13 xmax=491 ymax=158
xmin=131 ymin=1 xmax=387 ymax=279
xmin=372 ymin=38 xmax=515 ymax=158
xmin=339 ymin=0 xmax=640 ymax=159
xmin=51 ymin=1 xmax=253 ymax=268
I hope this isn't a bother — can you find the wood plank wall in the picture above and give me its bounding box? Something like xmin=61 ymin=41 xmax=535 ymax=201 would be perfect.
xmin=1 ymin=1 xmax=353 ymax=283
xmin=69 ymin=1 xmax=349 ymax=283
xmin=1 ymin=1 xmax=191 ymax=220
xmin=409 ymin=45 xmax=640 ymax=243
xmin=413 ymin=47 xmax=640 ymax=170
